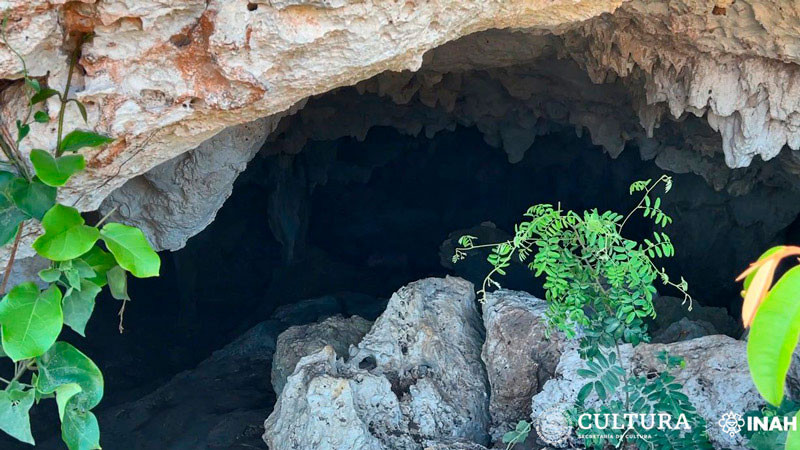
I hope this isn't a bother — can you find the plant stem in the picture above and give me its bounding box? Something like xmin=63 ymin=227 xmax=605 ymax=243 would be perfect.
xmin=55 ymin=45 xmax=80 ymax=157
xmin=0 ymin=222 xmax=24 ymax=295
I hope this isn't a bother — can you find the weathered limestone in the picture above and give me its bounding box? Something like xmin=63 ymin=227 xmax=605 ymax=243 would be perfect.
xmin=531 ymin=335 xmax=763 ymax=449
xmin=264 ymin=276 xmax=491 ymax=449
xmin=98 ymin=116 xmax=276 ymax=250
xmin=271 ymin=314 xmax=372 ymax=396
xmin=481 ymin=289 xmax=566 ymax=444
xmin=4 ymin=1 xmax=800 ymax=265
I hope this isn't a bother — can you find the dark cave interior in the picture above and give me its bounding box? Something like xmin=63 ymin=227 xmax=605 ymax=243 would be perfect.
xmin=6 ymin=121 xmax=798 ymax=449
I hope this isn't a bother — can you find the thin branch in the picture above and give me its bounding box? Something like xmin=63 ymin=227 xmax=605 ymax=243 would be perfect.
xmin=0 ymin=221 xmax=24 ymax=295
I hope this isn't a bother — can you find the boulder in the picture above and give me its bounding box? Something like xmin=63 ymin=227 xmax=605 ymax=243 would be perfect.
xmin=265 ymin=276 xmax=491 ymax=449
xmin=271 ymin=314 xmax=373 ymax=395
xmin=531 ymin=335 xmax=763 ymax=449
xmin=650 ymin=317 xmax=718 ymax=344
xmin=651 ymin=296 xmax=741 ymax=338
xmin=481 ymin=289 xmax=566 ymax=444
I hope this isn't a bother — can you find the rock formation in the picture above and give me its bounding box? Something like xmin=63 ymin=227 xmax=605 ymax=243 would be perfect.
xmin=4 ymin=0 xmax=800 ymax=266
xmin=271 ymin=314 xmax=372 ymax=396
xmin=531 ymin=335 xmax=763 ymax=449
xmin=480 ymin=290 xmax=567 ymax=445
xmin=264 ymin=276 xmax=491 ymax=449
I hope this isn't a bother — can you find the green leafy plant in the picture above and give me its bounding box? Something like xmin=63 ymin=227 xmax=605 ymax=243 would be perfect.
xmin=455 ymin=175 xmax=711 ymax=448
xmin=737 ymin=246 xmax=800 ymax=449
xmin=0 ymin=22 xmax=160 ymax=448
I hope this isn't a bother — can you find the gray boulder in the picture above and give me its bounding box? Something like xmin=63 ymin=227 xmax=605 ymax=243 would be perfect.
xmin=531 ymin=335 xmax=763 ymax=449
xmin=264 ymin=277 xmax=491 ymax=449
xmin=271 ymin=314 xmax=373 ymax=395
xmin=481 ymin=289 xmax=566 ymax=444
xmin=651 ymin=296 xmax=741 ymax=338
xmin=650 ymin=317 xmax=718 ymax=343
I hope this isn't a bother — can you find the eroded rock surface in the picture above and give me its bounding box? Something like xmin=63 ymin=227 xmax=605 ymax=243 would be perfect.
xmin=271 ymin=314 xmax=372 ymax=396
xmin=264 ymin=276 xmax=491 ymax=449
xmin=531 ymin=335 xmax=763 ymax=449
xmin=481 ymin=289 xmax=566 ymax=444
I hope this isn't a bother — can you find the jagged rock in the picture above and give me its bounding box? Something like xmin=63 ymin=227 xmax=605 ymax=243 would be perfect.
xmin=265 ymin=277 xmax=491 ymax=449
xmin=348 ymin=276 xmax=490 ymax=445
xmin=271 ymin=314 xmax=373 ymax=396
xmin=98 ymin=116 xmax=276 ymax=251
xmin=651 ymin=317 xmax=718 ymax=343
xmin=651 ymin=296 xmax=742 ymax=338
xmin=531 ymin=335 xmax=763 ymax=449
xmin=481 ymin=289 xmax=566 ymax=444
xmin=264 ymin=346 xmax=407 ymax=450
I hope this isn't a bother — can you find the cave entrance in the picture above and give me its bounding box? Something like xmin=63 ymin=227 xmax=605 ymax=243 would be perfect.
xmin=13 ymin=39 xmax=800 ymax=449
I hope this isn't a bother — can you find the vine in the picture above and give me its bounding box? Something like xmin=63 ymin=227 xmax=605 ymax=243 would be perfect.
xmin=0 ymin=20 xmax=160 ymax=449
xmin=454 ymin=175 xmax=711 ymax=449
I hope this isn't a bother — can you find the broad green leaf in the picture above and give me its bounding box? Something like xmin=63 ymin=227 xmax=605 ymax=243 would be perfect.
xmin=39 ymin=268 xmax=62 ymax=283
xmin=106 ymin=266 xmax=129 ymax=301
xmin=79 ymin=246 xmax=115 ymax=288
xmin=30 ymin=149 xmax=85 ymax=187
xmin=68 ymin=99 xmax=88 ymax=123
xmin=55 ymin=383 xmax=82 ymax=421
xmin=25 ymin=78 xmax=41 ymax=93
xmin=63 ymin=280 xmax=101 ymax=336
xmin=59 ymin=130 xmax=113 ymax=154
xmin=9 ymin=177 xmax=56 ymax=220
xmin=71 ymin=260 xmax=96 ymax=279
xmin=0 ymin=387 xmax=35 ymax=444
xmin=0 ymin=283 xmax=62 ymax=361
xmin=30 ymin=88 xmax=59 ymax=105
xmin=787 ymin=411 xmax=800 ymax=450
xmin=62 ymin=405 xmax=100 ymax=450
xmin=100 ymin=223 xmax=160 ymax=278
xmin=747 ymin=266 xmax=800 ymax=405
xmin=33 ymin=111 xmax=49 ymax=123
xmin=36 ymin=341 xmax=104 ymax=409
xmin=16 ymin=121 xmax=29 ymax=142
xmin=0 ymin=175 xmax=25 ymax=245
xmin=33 ymin=204 xmax=99 ymax=261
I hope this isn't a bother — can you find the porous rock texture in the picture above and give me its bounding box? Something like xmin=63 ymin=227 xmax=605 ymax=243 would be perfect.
xmin=264 ymin=276 xmax=491 ymax=449
xmin=5 ymin=0 xmax=800 ymax=265
xmin=271 ymin=314 xmax=372 ymax=396
xmin=531 ymin=335 xmax=764 ymax=449
xmin=480 ymin=289 xmax=567 ymax=445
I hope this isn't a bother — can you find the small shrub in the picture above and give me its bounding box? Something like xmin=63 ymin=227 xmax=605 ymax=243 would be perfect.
xmin=456 ymin=175 xmax=711 ymax=448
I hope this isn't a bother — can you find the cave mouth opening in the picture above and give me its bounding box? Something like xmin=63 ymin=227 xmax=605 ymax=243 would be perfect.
xmin=14 ymin=112 xmax=799 ymax=450
xmin=86 ymin=119 xmax=765 ymax=405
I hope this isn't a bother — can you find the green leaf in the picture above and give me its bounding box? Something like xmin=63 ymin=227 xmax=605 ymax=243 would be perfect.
xmin=69 ymin=99 xmax=88 ymax=123
xmin=59 ymin=130 xmax=113 ymax=153
xmin=747 ymin=266 xmax=800 ymax=405
xmin=0 ymin=283 xmax=63 ymax=361
xmin=63 ymin=280 xmax=101 ymax=336
xmin=0 ymin=174 xmax=26 ymax=245
xmin=16 ymin=121 xmax=29 ymax=142
xmin=39 ymin=268 xmax=62 ymax=283
xmin=100 ymin=223 xmax=160 ymax=278
xmin=9 ymin=177 xmax=57 ymax=220
xmin=30 ymin=88 xmax=59 ymax=105
xmin=35 ymin=341 xmax=104 ymax=409
xmin=30 ymin=149 xmax=86 ymax=187
xmin=33 ymin=111 xmax=49 ymax=123
xmin=33 ymin=204 xmax=99 ymax=261
xmin=0 ymin=387 xmax=35 ymax=445
xmin=25 ymin=78 xmax=41 ymax=93
xmin=106 ymin=266 xmax=129 ymax=301
xmin=62 ymin=406 xmax=100 ymax=450
xmin=55 ymin=383 xmax=82 ymax=421
xmin=79 ymin=247 xmax=115 ymax=288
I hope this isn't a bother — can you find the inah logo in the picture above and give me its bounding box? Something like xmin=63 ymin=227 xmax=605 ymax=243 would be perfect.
xmin=717 ymin=412 xmax=745 ymax=437
xmin=533 ymin=405 xmax=572 ymax=446
xmin=716 ymin=411 xmax=797 ymax=436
